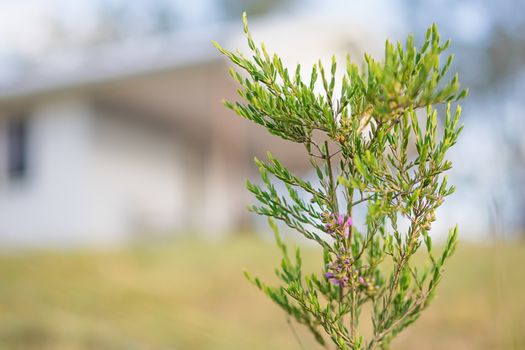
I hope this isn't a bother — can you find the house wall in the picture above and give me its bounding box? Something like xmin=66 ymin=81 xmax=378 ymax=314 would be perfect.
xmin=92 ymin=64 xmax=257 ymax=238
xmin=90 ymin=109 xmax=189 ymax=239
xmin=0 ymin=61 xmax=304 ymax=246
xmin=0 ymin=97 xmax=99 ymax=246
xmin=0 ymin=95 xmax=193 ymax=246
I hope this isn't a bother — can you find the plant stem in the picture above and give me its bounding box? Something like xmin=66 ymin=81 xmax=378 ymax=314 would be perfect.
xmin=325 ymin=140 xmax=339 ymax=214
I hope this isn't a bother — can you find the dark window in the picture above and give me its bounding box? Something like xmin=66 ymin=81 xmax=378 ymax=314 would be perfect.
xmin=7 ymin=118 xmax=28 ymax=181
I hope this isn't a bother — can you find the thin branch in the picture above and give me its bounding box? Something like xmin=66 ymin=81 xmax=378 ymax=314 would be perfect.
xmin=287 ymin=317 xmax=306 ymax=350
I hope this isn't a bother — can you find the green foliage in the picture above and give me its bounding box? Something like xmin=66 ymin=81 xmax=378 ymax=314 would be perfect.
xmin=214 ymin=13 xmax=466 ymax=350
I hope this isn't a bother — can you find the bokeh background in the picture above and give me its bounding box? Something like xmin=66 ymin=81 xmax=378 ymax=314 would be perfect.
xmin=0 ymin=0 xmax=523 ymax=349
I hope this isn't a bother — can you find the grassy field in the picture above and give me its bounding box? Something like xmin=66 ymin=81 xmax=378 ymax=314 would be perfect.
xmin=0 ymin=237 xmax=523 ymax=349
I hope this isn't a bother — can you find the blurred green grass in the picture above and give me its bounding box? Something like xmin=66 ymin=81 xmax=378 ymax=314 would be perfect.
xmin=0 ymin=237 xmax=523 ymax=349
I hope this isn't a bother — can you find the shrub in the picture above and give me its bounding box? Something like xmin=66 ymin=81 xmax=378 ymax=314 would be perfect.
xmin=214 ymin=13 xmax=467 ymax=349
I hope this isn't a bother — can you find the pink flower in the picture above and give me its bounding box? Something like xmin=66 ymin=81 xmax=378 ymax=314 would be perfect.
xmin=323 ymin=213 xmax=353 ymax=237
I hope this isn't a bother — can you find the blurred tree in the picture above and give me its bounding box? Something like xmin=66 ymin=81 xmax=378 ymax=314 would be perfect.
xmin=89 ymin=2 xmax=126 ymax=43
xmin=218 ymin=0 xmax=292 ymax=19
xmin=403 ymin=0 xmax=525 ymax=92
xmin=26 ymin=0 xmax=290 ymax=52
xmin=89 ymin=0 xmax=180 ymax=44
xmin=403 ymin=0 xmax=525 ymax=236
xmin=148 ymin=0 xmax=180 ymax=34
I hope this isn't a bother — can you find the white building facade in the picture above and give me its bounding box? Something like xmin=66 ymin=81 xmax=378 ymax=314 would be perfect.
xmin=0 ymin=14 xmax=384 ymax=246
xmin=0 ymin=96 xmax=194 ymax=245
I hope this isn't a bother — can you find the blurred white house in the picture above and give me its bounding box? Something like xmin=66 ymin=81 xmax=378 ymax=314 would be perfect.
xmin=0 ymin=14 xmax=382 ymax=246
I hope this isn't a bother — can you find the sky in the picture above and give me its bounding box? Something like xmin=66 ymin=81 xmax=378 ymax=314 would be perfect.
xmin=0 ymin=0 xmax=405 ymax=56
xmin=0 ymin=0 xmax=217 ymax=56
xmin=0 ymin=0 xmax=496 ymax=57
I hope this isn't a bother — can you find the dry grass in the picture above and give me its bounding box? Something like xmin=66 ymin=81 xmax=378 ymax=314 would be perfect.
xmin=0 ymin=237 xmax=523 ymax=349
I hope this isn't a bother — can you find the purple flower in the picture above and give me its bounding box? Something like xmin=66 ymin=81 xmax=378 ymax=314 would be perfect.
xmin=325 ymin=273 xmax=344 ymax=286
xmin=323 ymin=213 xmax=354 ymax=237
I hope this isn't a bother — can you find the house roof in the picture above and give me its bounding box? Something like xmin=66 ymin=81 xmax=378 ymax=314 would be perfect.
xmin=0 ymin=22 xmax=234 ymax=103
xmin=0 ymin=12 xmax=383 ymax=104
